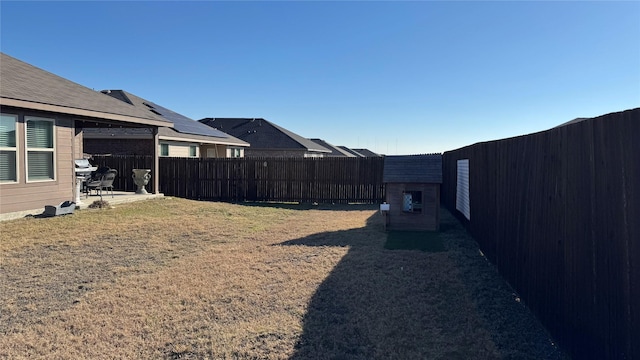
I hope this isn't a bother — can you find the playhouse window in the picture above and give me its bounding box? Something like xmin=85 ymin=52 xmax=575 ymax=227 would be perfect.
xmin=402 ymin=191 xmax=422 ymax=213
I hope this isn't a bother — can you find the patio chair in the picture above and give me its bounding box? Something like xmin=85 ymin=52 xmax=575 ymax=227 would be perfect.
xmin=86 ymin=169 xmax=118 ymax=199
xmin=84 ymin=167 xmax=107 ymax=197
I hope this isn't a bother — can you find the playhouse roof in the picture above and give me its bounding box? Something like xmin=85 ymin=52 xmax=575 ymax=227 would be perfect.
xmin=383 ymin=154 xmax=442 ymax=183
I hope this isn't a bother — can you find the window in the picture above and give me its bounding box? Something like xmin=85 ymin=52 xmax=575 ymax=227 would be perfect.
xmin=402 ymin=191 xmax=422 ymax=213
xmin=160 ymin=143 xmax=169 ymax=156
xmin=0 ymin=113 xmax=18 ymax=183
xmin=25 ymin=117 xmax=55 ymax=181
xmin=230 ymin=148 xmax=241 ymax=158
xmin=189 ymin=145 xmax=197 ymax=157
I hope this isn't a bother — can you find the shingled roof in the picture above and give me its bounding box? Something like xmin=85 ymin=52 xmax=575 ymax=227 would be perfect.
xmin=0 ymin=53 xmax=171 ymax=127
xmin=337 ymin=146 xmax=365 ymax=157
xmin=199 ymin=118 xmax=330 ymax=153
xmin=309 ymin=139 xmax=356 ymax=157
xmin=353 ymin=148 xmax=382 ymax=157
xmin=91 ymin=90 xmax=248 ymax=146
xmin=383 ymin=154 xmax=443 ymax=183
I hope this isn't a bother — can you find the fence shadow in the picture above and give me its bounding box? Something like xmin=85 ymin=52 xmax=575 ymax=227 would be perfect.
xmin=277 ymin=208 xmax=566 ymax=359
xmin=237 ymin=201 xmax=379 ymax=212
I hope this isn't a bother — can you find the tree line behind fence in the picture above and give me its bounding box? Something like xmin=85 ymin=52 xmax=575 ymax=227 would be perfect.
xmin=441 ymin=108 xmax=639 ymax=360
xmin=90 ymin=155 xmax=385 ymax=204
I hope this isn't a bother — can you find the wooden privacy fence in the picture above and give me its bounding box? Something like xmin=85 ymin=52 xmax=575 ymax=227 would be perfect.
xmin=91 ymin=155 xmax=385 ymax=204
xmin=91 ymin=154 xmax=155 ymax=193
xmin=441 ymin=108 xmax=640 ymax=360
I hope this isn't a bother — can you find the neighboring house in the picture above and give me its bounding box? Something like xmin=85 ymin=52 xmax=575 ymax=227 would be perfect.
xmin=553 ymin=117 xmax=590 ymax=128
xmin=308 ymin=139 xmax=356 ymax=157
xmin=382 ymin=154 xmax=443 ymax=231
xmin=84 ymin=90 xmax=249 ymax=158
xmin=0 ymin=53 xmax=172 ymax=218
xmin=338 ymin=146 xmax=366 ymax=157
xmin=199 ymin=118 xmax=331 ymax=157
xmin=353 ymin=148 xmax=383 ymax=157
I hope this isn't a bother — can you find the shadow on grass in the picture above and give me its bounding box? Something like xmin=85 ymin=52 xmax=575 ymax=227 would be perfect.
xmin=237 ymin=201 xmax=379 ymax=212
xmin=278 ymin=207 xmax=567 ymax=359
xmin=384 ymin=230 xmax=446 ymax=252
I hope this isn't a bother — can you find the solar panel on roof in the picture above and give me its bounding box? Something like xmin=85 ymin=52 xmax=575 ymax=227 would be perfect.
xmin=144 ymin=101 xmax=231 ymax=138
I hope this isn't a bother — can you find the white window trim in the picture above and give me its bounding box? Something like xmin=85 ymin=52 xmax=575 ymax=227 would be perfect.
xmin=229 ymin=147 xmax=242 ymax=158
xmin=25 ymin=116 xmax=56 ymax=183
xmin=189 ymin=145 xmax=197 ymax=157
xmin=0 ymin=113 xmax=19 ymax=184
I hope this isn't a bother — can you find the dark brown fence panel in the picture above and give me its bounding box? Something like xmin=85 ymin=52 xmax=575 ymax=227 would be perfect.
xmin=441 ymin=108 xmax=640 ymax=360
xmin=91 ymin=154 xmax=154 ymax=193
xmin=228 ymin=157 xmax=385 ymax=204
xmin=94 ymin=156 xmax=384 ymax=204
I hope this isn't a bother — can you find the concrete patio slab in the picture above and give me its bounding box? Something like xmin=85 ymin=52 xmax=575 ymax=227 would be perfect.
xmin=0 ymin=191 xmax=166 ymax=222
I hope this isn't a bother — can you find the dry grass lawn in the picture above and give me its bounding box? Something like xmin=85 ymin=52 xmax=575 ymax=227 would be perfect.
xmin=0 ymin=198 xmax=567 ymax=359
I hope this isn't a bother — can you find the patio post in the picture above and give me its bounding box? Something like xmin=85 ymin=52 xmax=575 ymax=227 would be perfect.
xmin=152 ymin=127 xmax=160 ymax=194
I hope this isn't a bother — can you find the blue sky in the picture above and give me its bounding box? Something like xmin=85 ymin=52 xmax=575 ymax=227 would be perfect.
xmin=2 ymin=1 xmax=638 ymax=155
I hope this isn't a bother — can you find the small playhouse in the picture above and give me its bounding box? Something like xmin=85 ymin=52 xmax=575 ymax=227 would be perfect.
xmin=382 ymin=154 xmax=443 ymax=231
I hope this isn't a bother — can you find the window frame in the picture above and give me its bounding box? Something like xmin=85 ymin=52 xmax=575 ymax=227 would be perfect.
xmin=189 ymin=145 xmax=197 ymax=157
xmin=24 ymin=116 xmax=56 ymax=183
xmin=230 ymin=147 xmax=241 ymax=158
xmin=0 ymin=113 xmax=19 ymax=183
xmin=160 ymin=143 xmax=169 ymax=157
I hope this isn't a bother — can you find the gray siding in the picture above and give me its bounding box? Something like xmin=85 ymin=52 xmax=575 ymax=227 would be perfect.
xmin=0 ymin=109 xmax=75 ymax=214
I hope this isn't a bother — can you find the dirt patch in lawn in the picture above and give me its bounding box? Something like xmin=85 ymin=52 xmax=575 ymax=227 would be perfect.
xmin=0 ymin=198 xmax=567 ymax=359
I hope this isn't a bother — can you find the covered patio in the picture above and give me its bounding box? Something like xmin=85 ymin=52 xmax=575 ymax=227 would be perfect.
xmin=0 ymin=53 xmax=172 ymax=223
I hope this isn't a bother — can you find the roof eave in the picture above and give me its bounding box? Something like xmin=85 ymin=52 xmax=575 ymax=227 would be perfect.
xmin=159 ymin=134 xmax=250 ymax=147
xmin=1 ymin=97 xmax=174 ymax=128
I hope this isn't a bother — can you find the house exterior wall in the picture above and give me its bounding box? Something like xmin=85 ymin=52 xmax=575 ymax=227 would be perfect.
xmin=160 ymin=141 xmax=199 ymax=158
xmin=303 ymin=152 xmax=326 ymax=158
xmin=224 ymin=146 xmax=244 ymax=158
xmin=204 ymin=144 xmax=244 ymax=158
xmin=202 ymin=144 xmax=225 ymax=158
xmin=0 ymin=108 xmax=75 ymax=215
xmin=384 ymin=182 xmax=440 ymax=231
xmin=74 ymin=127 xmax=83 ymax=158
xmin=85 ymin=139 xmax=242 ymax=159
xmin=244 ymin=148 xmax=323 ymax=158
